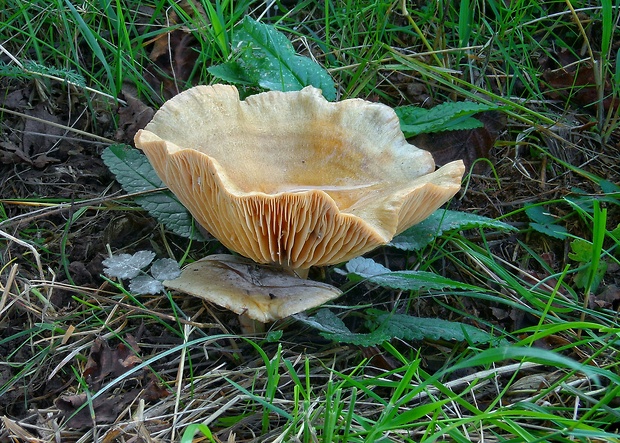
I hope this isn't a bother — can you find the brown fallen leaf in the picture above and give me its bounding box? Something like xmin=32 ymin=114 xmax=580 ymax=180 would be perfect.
xmin=148 ymin=30 xmax=200 ymax=99
xmin=143 ymin=0 xmax=205 ymax=99
xmin=55 ymin=379 xmax=170 ymax=430
xmin=2 ymin=416 xmax=39 ymax=441
xmin=84 ymin=335 xmax=142 ymax=389
xmin=115 ymin=88 xmax=155 ymax=144
xmin=590 ymin=284 xmax=620 ymax=310
xmin=410 ymin=110 xmax=506 ymax=172
xmin=56 ymin=334 xmax=169 ymax=429
xmin=540 ymin=49 xmax=614 ymax=113
xmin=22 ymin=102 xmax=64 ymax=167
xmin=55 ymin=390 xmax=138 ymax=429
xmin=0 ymin=140 xmax=31 ymax=165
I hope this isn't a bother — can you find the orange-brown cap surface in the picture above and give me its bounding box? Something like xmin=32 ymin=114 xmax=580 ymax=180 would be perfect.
xmin=135 ymin=85 xmax=465 ymax=269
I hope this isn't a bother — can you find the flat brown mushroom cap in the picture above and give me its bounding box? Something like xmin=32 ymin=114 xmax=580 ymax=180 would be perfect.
xmin=135 ymin=85 xmax=465 ymax=268
xmin=164 ymin=254 xmax=342 ymax=323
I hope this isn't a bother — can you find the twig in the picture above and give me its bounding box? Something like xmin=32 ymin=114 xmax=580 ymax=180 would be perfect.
xmin=0 ymin=230 xmax=45 ymax=281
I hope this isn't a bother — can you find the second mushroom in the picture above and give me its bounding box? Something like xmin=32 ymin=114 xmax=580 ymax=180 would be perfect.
xmin=134 ymin=85 xmax=465 ymax=326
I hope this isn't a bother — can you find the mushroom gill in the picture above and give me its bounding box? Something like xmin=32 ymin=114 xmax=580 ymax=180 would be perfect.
xmin=135 ymin=84 xmax=465 ymax=269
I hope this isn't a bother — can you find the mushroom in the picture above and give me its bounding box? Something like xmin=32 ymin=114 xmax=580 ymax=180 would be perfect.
xmin=134 ymin=84 xmax=465 ymax=326
xmin=163 ymin=254 xmax=341 ymax=324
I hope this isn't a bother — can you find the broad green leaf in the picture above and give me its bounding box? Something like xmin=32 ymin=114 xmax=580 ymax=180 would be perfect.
xmin=102 ymin=144 xmax=206 ymax=241
xmin=395 ymin=101 xmax=500 ymax=137
xmin=303 ymin=309 xmax=382 ymax=345
xmin=529 ymin=222 xmax=568 ymax=240
xmin=573 ymin=261 xmax=607 ymax=291
xmin=306 ymin=308 xmax=495 ymax=346
xmin=599 ymin=179 xmax=620 ymax=194
xmin=525 ymin=206 xmax=568 ymax=240
xmin=569 ymin=238 xmax=607 ymax=290
xmin=367 ymin=309 xmax=495 ymax=343
xmin=569 ymin=238 xmax=593 ymax=263
xmin=208 ymin=16 xmax=336 ymax=100
xmin=525 ymin=205 xmax=555 ymax=224
xmin=390 ymin=209 xmax=517 ymax=251
xmin=612 ymin=224 xmax=620 ymax=239
xmin=345 ymin=257 xmax=478 ymax=291
xmin=207 ymin=61 xmax=253 ymax=85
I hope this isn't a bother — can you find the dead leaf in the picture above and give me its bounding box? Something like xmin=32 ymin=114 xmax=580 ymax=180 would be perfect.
xmin=115 ymin=88 xmax=155 ymax=144
xmin=3 ymin=89 xmax=29 ymax=110
xmin=144 ymin=0 xmax=205 ymax=99
xmin=147 ymin=30 xmax=200 ymax=99
xmin=360 ymin=346 xmax=401 ymax=371
xmin=540 ymin=49 xmax=614 ymax=113
xmin=22 ymin=103 xmax=64 ymax=165
xmin=406 ymin=81 xmax=434 ymax=107
xmin=55 ymin=390 xmax=138 ymax=429
xmin=84 ymin=335 xmax=142 ymax=389
xmin=141 ymin=377 xmax=171 ymax=402
xmin=55 ymin=380 xmax=169 ymax=429
xmin=0 ymin=140 xmax=31 ymax=165
xmin=410 ymin=110 xmax=506 ymax=172
xmin=590 ymin=284 xmax=620 ymax=309
xmin=55 ymin=334 xmax=168 ymax=430
xmin=1 ymin=416 xmax=40 ymax=442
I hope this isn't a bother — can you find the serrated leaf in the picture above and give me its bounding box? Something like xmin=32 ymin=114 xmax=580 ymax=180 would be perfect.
xmin=525 ymin=206 xmax=555 ymax=224
xmin=346 ymin=257 xmax=478 ymax=291
xmin=102 ymin=144 xmax=206 ymax=241
xmin=102 ymin=251 xmax=155 ymax=279
xmin=390 ymin=209 xmax=517 ymax=251
xmin=573 ymin=261 xmax=607 ymax=291
xmin=150 ymin=258 xmax=181 ymax=281
xmin=300 ymin=309 xmax=394 ymax=346
xmin=209 ymin=16 xmax=336 ymax=100
xmin=367 ymin=309 xmax=495 ymax=343
xmin=568 ymin=238 xmax=592 ymax=263
xmin=102 ymin=144 xmax=165 ymax=191
xmin=395 ymin=101 xmax=500 ymax=137
xmin=207 ymin=61 xmax=253 ymax=85
xmin=129 ymin=275 xmax=165 ymax=295
xmin=306 ymin=308 xmax=496 ymax=346
xmin=439 ymin=115 xmax=485 ymax=131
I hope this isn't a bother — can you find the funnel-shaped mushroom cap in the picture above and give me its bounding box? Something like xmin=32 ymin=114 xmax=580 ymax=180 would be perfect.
xmin=164 ymin=254 xmax=342 ymax=323
xmin=135 ymin=85 xmax=465 ymax=269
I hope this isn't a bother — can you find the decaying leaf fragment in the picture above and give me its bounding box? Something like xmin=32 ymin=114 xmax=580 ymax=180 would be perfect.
xmin=83 ymin=335 xmax=142 ymax=389
xmin=55 ymin=379 xmax=168 ymax=430
xmin=55 ymin=336 xmax=169 ymax=429
xmin=410 ymin=111 xmax=506 ymax=172
xmin=164 ymin=254 xmax=342 ymax=323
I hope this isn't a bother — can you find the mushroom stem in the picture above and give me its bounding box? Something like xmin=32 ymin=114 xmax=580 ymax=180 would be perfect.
xmin=285 ymin=267 xmax=310 ymax=280
xmin=239 ymin=312 xmax=265 ymax=334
